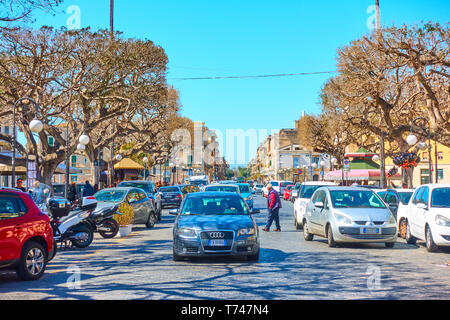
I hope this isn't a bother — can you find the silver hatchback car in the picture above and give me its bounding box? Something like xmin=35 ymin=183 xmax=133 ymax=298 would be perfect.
xmin=303 ymin=187 xmax=397 ymax=248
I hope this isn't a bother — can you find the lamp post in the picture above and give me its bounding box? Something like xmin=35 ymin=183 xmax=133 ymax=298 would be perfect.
xmin=143 ymin=156 xmax=149 ymax=181
xmin=408 ymin=117 xmax=433 ymax=184
xmin=12 ymin=97 xmax=43 ymax=187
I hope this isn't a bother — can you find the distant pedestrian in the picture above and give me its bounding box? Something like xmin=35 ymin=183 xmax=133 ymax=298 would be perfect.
xmin=262 ymin=184 xmax=282 ymax=232
xmin=16 ymin=179 xmax=26 ymax=192
xmin=82 ymin=180 xmax=95 ymax=197
xmin=68 ymin=182 xmax=78 ymax=202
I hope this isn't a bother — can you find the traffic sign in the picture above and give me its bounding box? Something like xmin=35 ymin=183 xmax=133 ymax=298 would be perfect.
xmin=343 ymin=159 xmax=350 ymax=172
xmin=296 ymin=169 xmax=302 ymax=175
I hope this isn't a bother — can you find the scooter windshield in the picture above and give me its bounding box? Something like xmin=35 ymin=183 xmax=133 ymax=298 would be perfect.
xmin=29 ymin=183 xmax=52 ymax=206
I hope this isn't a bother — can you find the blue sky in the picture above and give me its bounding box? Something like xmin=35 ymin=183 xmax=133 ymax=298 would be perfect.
xmin=31 ymin=0 xmax=449 ymax=166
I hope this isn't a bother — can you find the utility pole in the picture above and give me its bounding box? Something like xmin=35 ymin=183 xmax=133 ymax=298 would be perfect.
xmin=375 ymin=0 xmax=381 ymax=31
xmin=110 ymin=0 xmax=114 ymax=36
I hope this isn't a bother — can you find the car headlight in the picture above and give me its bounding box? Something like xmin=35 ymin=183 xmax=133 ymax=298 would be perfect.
xmin=435 ymin=215 xmax=450 ymax=227
xmin=334 ymin=213 xmax=353 ymax=225
xmin=176 ymin=228 xmax=197 ymax=238
xmin=387 ymin=213 xmax=396 ymax=225
xmin=238 ymin=228 xmax=255 ymax=236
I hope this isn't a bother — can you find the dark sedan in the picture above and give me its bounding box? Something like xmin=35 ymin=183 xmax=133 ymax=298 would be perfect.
xmin=158 ymin=186 xmax=183 ymax=208
xmin=170 ymin=192 xmax=260 ymax=261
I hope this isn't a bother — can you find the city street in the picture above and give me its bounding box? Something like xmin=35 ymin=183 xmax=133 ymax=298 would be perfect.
xmin=1 ymin=195 xmax=449 ymax=300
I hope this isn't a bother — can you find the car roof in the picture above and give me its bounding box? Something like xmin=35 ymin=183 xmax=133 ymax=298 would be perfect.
xmin=98 ymin=187 xmax=134 ymax=191
xmin=206 ymin=184 xmax=239 ymax=187
xmin=119 ymin=180 xmax=154 ymax=184
xmin=186 ymin=191 xmax=241 ymax=197
xmin=325 ymin=186 xmax=378 ymax=192
xmin=302 ymin=182 xmax=338 ymax=186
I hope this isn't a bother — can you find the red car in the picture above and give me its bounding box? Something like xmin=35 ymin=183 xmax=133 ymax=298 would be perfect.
xmin=283 ymin=184 xmax=294 ymax=200
xmin=0 ymin=189 xmax=55 ymax=280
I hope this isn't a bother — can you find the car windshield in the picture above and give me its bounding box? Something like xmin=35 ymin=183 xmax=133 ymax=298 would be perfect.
xmin=205 ymin=186 xmax=239 ymax=193
xmin=238 ymin=185 xmax=251 ymax=193
xmin=256 ymin=184 xmax=263 ymax=188
xmin=190 ymin=180 xmax=208 ymax=187
xmin=119 ymin=182 xmax=154 ymax=193
xmin=431 ymin=188 xmax=450 ymax=208
xmin=159 ymin=187 xmax=180 ymax=193
xmin=94 ymin=190 xmax=127 ymax=202
xmin=53 ymin=185 xmax=65 ymax=194
xmin=270 ymin=182 xmax=279 ymax=187
xmin=181 ymin=195 xmax=249 ymax=215
xmin=398 ymin=192 xmax=413 ymax=205
xmin=300 ymin=185 xmax=328 ymax=199
xmin=330 ymin=190 xmax=386 ymax=208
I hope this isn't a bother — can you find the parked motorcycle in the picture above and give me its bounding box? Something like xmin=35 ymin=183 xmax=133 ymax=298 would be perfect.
xmin=46 ymin=196 xmax=97 ymax=252
xmin=86 ymin=205 xmax=120 ymax=239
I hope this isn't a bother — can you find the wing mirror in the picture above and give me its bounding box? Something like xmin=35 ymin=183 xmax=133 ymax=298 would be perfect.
xmin=169 ymin=209 xmax=179 ymax=215
xmin=128 ymin=198 xmax=137 ymax=204
xmin=417 ymin=202 xmax=428 ymax=210
xmin=314 ymin=201 xmax=324 ymax=209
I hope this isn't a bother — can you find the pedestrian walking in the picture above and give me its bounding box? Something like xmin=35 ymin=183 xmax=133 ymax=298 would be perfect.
xmin=82 ymin=180 xmax=95 ymax=197
xmin=68 ymin=182 xmax=78 ymax=202
xmin=262 ymin=184 xmax=282 ymax=232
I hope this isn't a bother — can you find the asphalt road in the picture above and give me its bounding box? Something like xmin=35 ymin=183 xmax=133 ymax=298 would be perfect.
xmin=1 ymin=194 xmax=449 ymax=300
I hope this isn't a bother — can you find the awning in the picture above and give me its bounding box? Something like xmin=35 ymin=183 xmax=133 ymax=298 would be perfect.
xmin=114 ymin=158 xmax=144 ymax=170
xmin=324 ymin=169 xmax=402 ymax=181
xmin=0 ymin=164 xmax=27 ymax=175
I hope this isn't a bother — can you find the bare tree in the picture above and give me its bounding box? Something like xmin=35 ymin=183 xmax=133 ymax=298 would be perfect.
xmin=0 ymin=0 xmax=62 ymax=22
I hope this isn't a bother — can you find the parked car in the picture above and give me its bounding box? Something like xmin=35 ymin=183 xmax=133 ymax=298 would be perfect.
xmin=253 ymin=183 xmax=264 ymax=194
xmin=280 ymin=181 xmax=294 ymax=196
xmin=376 ymin=188 xmax=414 ymax=238
xmin=404 ymin=184 xmax=450 ymax=252
xmin=236 ymin=183 xmax=255 ymax=209
xmin=158 ymin=186 xmax=183 ymax=209
xmin=0 ymin=189 xmax=55 ymax=280
xmin=94 ymin=187 xmax=157 ymax=228
xmin=303 ymin=187 xmax=397 ymax=248
xmin=204 ymin=184 xmax=241 ymax=194
xmin=283 ymin=184 xmax=294 ymax=201
xmin=117 ymin=181 xmax=162 ymax=221
xmin=262 ymin=181 xmax=280 ymax=196
xmin=293 ymin=181 xmax=338 ymax=229
xmin=170 ymin=192 xmax=260 ymax=261
xmin=291 ymin=182 xmax=301 ymax=203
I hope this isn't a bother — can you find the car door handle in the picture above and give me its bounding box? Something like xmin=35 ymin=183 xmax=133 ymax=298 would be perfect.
xmin=15 ymin=224 xmax=23 ymax=229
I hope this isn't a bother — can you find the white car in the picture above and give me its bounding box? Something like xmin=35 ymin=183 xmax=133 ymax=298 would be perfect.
xmin=262 ymin=181 xmax=281 ymax=196
xmin=293 ymin=181 xmax=337 ymax=229
xmin=376 ymin=189 xmax=415 ymax=239
xmin=404 ymin=184 xmax=450 ymax=252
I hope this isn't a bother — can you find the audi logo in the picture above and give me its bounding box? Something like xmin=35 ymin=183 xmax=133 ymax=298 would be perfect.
xmin=209 ymin=232 xmax=225 ymax=239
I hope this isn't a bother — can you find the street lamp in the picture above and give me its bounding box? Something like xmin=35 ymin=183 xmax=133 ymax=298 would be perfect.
xmin=409 ymin=117 xmax=433 ymax=184
xmin=143 ymin=156 xmax=149 ymax=181
xmin=12 ymin=97 xmax=43 ymax=186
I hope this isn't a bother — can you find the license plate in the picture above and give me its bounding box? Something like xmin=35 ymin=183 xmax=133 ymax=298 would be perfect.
xmin=361 ymin=227 xmax=381 ymax=234
xmin=59 ymin=203 xmax=65 ymax=208
xmin=208 ymin=240 xmax=226 ymax=246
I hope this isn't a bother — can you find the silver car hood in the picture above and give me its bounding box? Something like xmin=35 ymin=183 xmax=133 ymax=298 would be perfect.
xmin=333 ymin=208 xmax=391 ymax=222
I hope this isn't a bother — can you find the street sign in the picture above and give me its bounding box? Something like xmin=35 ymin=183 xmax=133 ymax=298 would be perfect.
xmin=343 ymin=159 xmax=350 ymax=172
xmin=296 ymin=169 xmax=302 ymax=175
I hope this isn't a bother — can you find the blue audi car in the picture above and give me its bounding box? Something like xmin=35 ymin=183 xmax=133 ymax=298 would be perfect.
xmin=170 ymin=192 xmax=260 ymax=261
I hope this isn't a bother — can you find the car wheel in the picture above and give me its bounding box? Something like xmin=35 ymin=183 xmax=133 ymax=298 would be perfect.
xmin=385 ymin=242 xmax=395 ymax=248
xmin=399 ymin=219 xmax=407 ymax=239
xmin=327 ymin=225 xmax=337 ymax=248
xmin=303 ymin=220 xmax=314 ymax=241
xmin=146 ymin=212 xmax=157 ymax=228
xmin=425 ymin=225 xmax=439 ymax=253
xmin=172 ymin=249 xmax=184 ymax=261
xmin=16 ymin=242 xmax=47 ymax=281
xmin=405 ymin=221 xmax=417 ymax=245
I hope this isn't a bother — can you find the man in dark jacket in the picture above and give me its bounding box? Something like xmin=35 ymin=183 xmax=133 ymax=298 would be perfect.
xmin=68 ymin=182 xmax=78 ymax=202
xmin=262 ymin=184 xmax=282 ymax=232
xmin=82 ymin=181 xmax=95 ymax=197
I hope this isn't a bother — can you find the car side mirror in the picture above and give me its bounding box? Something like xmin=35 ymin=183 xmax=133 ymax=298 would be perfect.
xmin=417 ymin=202 xmax=428 ymax=210
xmin=315 ymin=201 xmax=324 ymax=209
xmin=169 ymin=209 xmax=178 ymax=215
xmin=128 ymin=198 xmax=137 ymax=204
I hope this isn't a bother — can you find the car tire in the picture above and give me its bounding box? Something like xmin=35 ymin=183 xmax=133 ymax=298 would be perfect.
xmin=425 ymin=225 xmax=439 ymax=253
xmin=294 ymin=210 xmax=301 ymax=230
xmin=16 ymin=241 xmax=48 ymax=281
xmin=303 ymin=220 xmax=314 ymax=241
xmin=146 ymin=212 xmax=157 ymax=228
xmin=399 ymin=219 xmax=407 ymax=239
xmin=385 ymin=242 xmax=395 ymax=248
xmin=247 ymin=248 xmax=260 ymax=261
xmin=405 ymin=221 xmax=417 ymax=245
xmin=327 ymin=225 xmax=337 ymax=248
xmin=172 ymin=249 xmax=184 ymax=261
